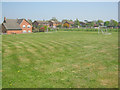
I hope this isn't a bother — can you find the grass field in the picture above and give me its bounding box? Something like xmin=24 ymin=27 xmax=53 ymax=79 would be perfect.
xmin=2 ymin=31 xmax=118 ymax=88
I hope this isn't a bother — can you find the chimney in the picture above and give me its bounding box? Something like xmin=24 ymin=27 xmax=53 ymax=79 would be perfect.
xmin=4 ymin=17 xmax=6 ymax=23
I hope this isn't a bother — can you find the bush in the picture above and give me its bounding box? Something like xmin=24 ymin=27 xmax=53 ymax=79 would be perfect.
xmin=39 ymin=27 xmax=45 ymax=32
xmin=57 ymin=24 xmax=62 ymax=28
xmin=44 ymin=26 xmax=48 ymax=31
xmin=55 ymin=28 xmax=118 ymax=32
xmin=48 ymin=27 xmax=51 ymax=31
xmin=33 ymin=29 xmax=39 ymax=33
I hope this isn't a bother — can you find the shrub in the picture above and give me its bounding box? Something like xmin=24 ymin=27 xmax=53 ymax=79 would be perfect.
xmin=38 ymin=25 xmax=44 ymax=28
xmin=48 ymin=27 xmax=51 ymax=31
xmin=44 ymin=25 xmax=48 ymax=31
xmin=33 ymin=29 xmax=39 ymax=33
xmin=39 ymin=27 xmax=45 ymax=32
xmin=57 ymin=24 xmax=62 ymax=28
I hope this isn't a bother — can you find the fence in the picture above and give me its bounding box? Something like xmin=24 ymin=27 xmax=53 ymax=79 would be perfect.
xmin=54 ymin=28 xmax=118 ymax=32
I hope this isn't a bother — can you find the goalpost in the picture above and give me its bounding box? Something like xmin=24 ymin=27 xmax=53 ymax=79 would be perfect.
xmin=98 ymin=26 xmax=111 ymax=35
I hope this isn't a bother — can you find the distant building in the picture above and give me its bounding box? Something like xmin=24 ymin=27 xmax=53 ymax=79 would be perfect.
xmin=2 ymin=17 xmax=32 ymax=34
xmin=93 ymin=24 xmax=99 ymax=28
xmin=79 ymin=22 xmax=86 ymax=27
xmin=32 ymin=20 xmax=49 ymax=28
xmin=32 ymin=20 xmax=61 ymax=28
xmin=63 ymin=21 xmax=70 ymax=28
xmin=49 ymin=21 xmax=61 ymax=28
xmin=62 ymin=20 xmax=74 ymax=28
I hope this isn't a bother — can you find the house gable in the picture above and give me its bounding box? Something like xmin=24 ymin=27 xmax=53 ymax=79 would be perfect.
xmin=32 ymin=21 xmax=39 ymax=27
xmin=20 ymin=19 xmax=32 ymax=33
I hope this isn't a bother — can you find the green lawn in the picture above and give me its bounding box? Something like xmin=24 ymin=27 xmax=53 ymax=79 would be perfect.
xmin=2 ymin=31 xmax=118 ymax=88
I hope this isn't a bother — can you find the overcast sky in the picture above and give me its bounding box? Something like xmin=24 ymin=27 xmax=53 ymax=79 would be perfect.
xmin=2 ymin=2 xmax=118 ymax=22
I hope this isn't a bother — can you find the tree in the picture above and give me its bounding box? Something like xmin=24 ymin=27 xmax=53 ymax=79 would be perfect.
xmin=62 ymin=19 xmax=68 ymax=24
xmin=33 ymin=24 xmax=37 ymax=28
xmin=86 ymin=21 xmax=95 ymax=27
xmin=84 ymin=20 xmax=95 ymax=27
xmin=28 ymin=19 xmax=32 ymax=25
xmin=50 ymin=17 xmax=58 ymax=21
xmin=104 ymin=21 xmax=110 ymax=26
xmin=69 ymin=19 xmax=73 ymax=22
xmin=110 ymin=19 xmax=118 ymax=27
xmin=37 ymin=25 xmax=44 ymax=29
xmin=74 ymin=19 xmax=80 ymax=28
xmin=97 ymin=20 xmax=103 ymax=23
xmin=96 ymin=20 xmax=104 ymax=26
xmin=44 ymin=25 xmax=49 ymax=32
xmin=57 ymin=24 xmax=62 ymax=28
xmin=44 ymin=25 xmax=48 ymax=30
xmin=90 ymin=21 xmax=95 ymax=27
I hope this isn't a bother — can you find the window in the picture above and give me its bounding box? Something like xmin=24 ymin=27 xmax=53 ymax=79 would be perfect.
xmin=27 ymin=25 xmax=31 ymax=28
xmin=28 ymin=30 xmax=31 ymax=33
xmin=23 ymin=25 xmax=25 ymax=28
xmin=23 ymin=30 xmax=26 ymax=33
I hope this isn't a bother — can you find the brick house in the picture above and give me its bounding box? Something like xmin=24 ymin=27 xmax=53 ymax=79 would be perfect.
xmin=2 ymin=17 xmax=32 ymax=34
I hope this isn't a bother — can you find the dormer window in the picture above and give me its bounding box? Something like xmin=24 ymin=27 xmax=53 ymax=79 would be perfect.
xmin=27 ymin=25 xmax=31 ymax=28
xmin=23 ymin=25 xmax=25 ymax=28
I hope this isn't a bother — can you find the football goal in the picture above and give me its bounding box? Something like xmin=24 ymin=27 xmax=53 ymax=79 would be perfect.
xmin=98 ymin=26 xmax=111 ymax=35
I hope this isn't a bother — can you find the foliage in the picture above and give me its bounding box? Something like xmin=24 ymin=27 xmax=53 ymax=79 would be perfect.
xmin=69 ymin=19 xmax=73 ymax=22
xmin=62 ymin=19 xmax=69 ymax=24
xmin=39 ymin=27 xmax=45 ymax=32
xmin=33 ymin=29 xmax=39 ymax=33
xmin=74 ymin=19 xmax=80 ymax=28
xmin=86 ymin=21 xmax=95 ymax=27
xmin=37 ymin=25 xmax=44 ymax=30
xmin=97 ymin=20 xmax=104 ymax=24
xmin=58 ymin=28 xmax=118 ymax=32
xmin=44 ymin=25 xmax=48 ymax=30
xmin=109 ymin=19 xmax=118 ymax=27
xmin=47 ymin=27 xmax=51 ymax=31
xmin=33 ymin=24 xmax=37 ymax=28
xmin=104 ymin=21 xmax=110 ymax=26
xmin=50 ymin=17 xmax=58 ymax=21
xmin=57 ymin=24 xmax=62 ymax=28
xmin=28 ymin=19 xmax=32 ymax=25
